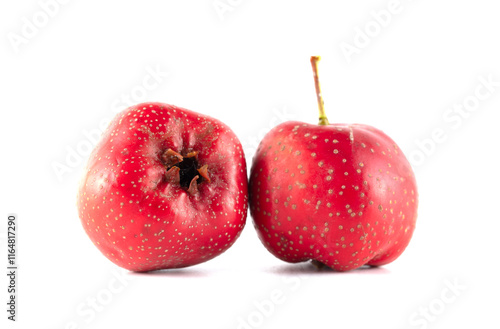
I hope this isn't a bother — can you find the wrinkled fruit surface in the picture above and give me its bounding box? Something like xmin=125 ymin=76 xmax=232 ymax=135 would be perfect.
xmin=249 ymin=122 xmax=418 ymax=271
xmin=78 ymin=102 xmax=248 ymax=271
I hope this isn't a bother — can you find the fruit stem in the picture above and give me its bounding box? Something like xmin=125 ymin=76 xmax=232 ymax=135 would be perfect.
xmin=310 ymin=56 xmax=329 ymax=126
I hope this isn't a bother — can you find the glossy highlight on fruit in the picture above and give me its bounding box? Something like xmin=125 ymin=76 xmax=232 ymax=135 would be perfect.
xmin=248 ymin=57 xmax=418 ymax=271
xmin=77 ymin=102 xmax=248 ymax=271
xmin=249 ymin=122 xmax=418 ymax=271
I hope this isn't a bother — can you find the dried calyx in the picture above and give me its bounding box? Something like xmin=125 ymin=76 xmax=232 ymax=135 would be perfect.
xmin=161 ymin=149 xmax=210 ymax=194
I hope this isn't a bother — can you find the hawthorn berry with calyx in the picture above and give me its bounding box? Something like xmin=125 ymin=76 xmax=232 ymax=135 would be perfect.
xmin=249 ymin=57 xmax=418 ymax=271
xmin=77 ymin=102 xmax=248 ymax=271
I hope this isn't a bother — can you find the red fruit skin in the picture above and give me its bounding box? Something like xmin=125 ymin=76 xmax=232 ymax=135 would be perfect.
xmin=249 ymin=122 xmax=418 ymax=271
xmin=77 ymin=103 xmax=248 ymax=271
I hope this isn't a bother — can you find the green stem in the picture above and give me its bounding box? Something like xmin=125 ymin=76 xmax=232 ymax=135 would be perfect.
xmin=310 ymin=56 xmax=329 ymax=125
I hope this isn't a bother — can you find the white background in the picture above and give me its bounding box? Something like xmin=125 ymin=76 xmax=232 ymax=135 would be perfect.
xmin=1 ymin=0 xmax=499 ymax=328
